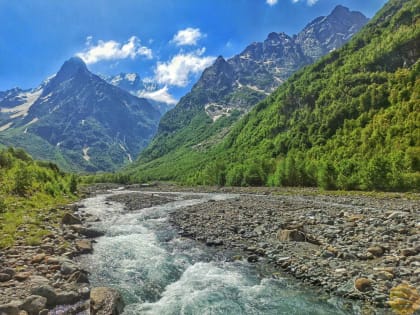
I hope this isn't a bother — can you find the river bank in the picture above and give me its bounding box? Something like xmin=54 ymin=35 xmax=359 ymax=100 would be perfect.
xmin=0 ymin=184 xmax=418 ymax=314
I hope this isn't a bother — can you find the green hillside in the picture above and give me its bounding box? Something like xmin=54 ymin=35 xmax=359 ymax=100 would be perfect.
xmin=128 ymin=0 xmax=419 ymax=191
xmin=0 ymin=147 xmax=77 ymax=248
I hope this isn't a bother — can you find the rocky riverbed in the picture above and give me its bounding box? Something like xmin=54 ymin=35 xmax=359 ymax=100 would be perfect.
xmin=169 ymin=190 xmax=420 ymax=311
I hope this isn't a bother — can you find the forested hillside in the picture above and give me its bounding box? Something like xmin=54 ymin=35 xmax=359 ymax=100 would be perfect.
xmin=0 ymin=147 xmax=77 ymax=247
xmin=129 ymin=0 xmax=419 ymax=191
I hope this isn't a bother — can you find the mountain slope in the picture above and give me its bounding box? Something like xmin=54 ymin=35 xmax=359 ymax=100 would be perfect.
xmin=130 ymin=6 xmax=367 ymax=178
xmin=0 ymin=57 xmax=161 ymax=172
xmin=136 ymin=5 xmax=368 ymax=164
xmin=189 ymin=0 xmax=420 ymax=190
xmin=128 ymin=0 xmax=419 ymax=191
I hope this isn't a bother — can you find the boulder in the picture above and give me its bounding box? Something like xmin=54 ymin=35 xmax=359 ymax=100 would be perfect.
xmin=0 ymin=273 xmax=12 ymax=282
xmin=21 ymin=295 xmax=47 ymax=315
xmin=90 ymin=287 xmax=124 ymax=315
xmin=62 ymin=213 xmax=82 ymax=225
xmin=0 ymin=302 xmax=19 ymax=315
xmin=354 ymin=278 xmax=373 ymax=292
xmin=277 ymin=229 xmax=306 ymax=242
xmin=55 ymin=291 xmax=79 ymax=305
xmin=30 ymin=285 xmax=57 ymax=307
xmin=75 ymin=240 xmax=93 ymax=254
xmin=367 ymin=246 xmax=384 ymax=257
xmin=14 ymin=272 xmax=31 ymax=282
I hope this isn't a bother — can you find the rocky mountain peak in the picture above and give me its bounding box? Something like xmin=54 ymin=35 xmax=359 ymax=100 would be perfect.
xmin=54 ymin=57 xmax=89 ymax=82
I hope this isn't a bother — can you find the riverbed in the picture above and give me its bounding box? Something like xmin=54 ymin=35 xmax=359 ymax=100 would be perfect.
xmin=76 ymin=189 xmax=379 ymax=314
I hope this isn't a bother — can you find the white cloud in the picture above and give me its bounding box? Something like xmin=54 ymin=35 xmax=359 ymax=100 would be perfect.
xmin=172 ymin=27 xmax=204 ymax=46
xmin=138 ymin=86 xmax=178 ymax=105
xmin=266 ymin=0 xmax=278 ymax=6
xmin=154 ymin=48 xmax=215 ymax=87
xmin=76 ymin=36 xmax=152 ymax=64
xmin=291 ymin=0 xmax=319 ymax=5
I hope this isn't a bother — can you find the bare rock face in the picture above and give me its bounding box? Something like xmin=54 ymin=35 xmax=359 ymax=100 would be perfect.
xmin=90 ymin=287 xmax=124 ymax=315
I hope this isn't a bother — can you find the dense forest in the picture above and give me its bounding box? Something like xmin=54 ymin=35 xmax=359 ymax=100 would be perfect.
xmin=128 ymin=0 xmax=419 ymax=191
xmin=0 ymin=147 xmax=77 ymax=248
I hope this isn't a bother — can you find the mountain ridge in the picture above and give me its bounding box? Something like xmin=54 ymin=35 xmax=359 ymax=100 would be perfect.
xmin=0 ymin=57 xmax=161 ymax=172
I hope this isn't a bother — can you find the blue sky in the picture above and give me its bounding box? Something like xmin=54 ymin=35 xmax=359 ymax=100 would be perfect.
xmin=0 ymin=0 xmax=387 ymax=103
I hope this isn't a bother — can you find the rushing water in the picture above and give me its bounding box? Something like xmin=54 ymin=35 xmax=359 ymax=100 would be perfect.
xmin=78 ymin=189 xmax=359 ymax=315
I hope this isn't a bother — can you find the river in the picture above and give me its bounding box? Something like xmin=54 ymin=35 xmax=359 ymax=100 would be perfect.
xmin=77 ymin=189 xmax=360 ymax=315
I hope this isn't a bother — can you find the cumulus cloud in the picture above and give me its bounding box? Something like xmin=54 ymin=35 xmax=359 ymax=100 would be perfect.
xmin=266 ymin=0 xmax=278 ymax=6
xmin=138 ymin=86 xmax=178 ymax=105
xmin=77 ymin=36 xmax=152 ymax=64
xmin=291 ymin=0 xmax=319 ymax=5
xmin=172 ymin=27 xmax=204 ymax=46
xmin=154 ymin=48 xmax=215 ymax=87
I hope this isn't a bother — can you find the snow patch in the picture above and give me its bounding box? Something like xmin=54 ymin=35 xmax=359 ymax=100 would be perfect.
xmin=25 ymin=117 xmax=39 ymax=127
xmin=1 ymin=89 xmax=42 ymax=118
xmin=119 ymin=144 xmax=133 ymax=163
xmin=125 ymin=73 xmax=137 ymax=82
xmin=83 ymin=147 xmax=90 ymax=161
xmin=0 ymin=122 xmax=13 ymax=131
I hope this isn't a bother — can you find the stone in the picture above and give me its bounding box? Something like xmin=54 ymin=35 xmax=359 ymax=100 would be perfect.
xmin=61 ymin=262 xmax=78 ymax=275
xmin=375 ymin=271 xmax=394 ymax=280
xmin=62 ymin=213 xmax=82 ymax=225
xmin=367 ymin=246 xmax=384 ymax=257
xmin=1 ymin=268 xmax=15 ymax=277
xmin=90 ymin=287 xmax=124 ymax=315
xmin=76 ymin=226 xmax=105 ymax=238
xmin=247 ymin=255 xmax=259 ymax=263
xmin=401 ymin=248 xmax=416 ymax=257
xmin=277 ymin=229 xmax=306 ymax=242
xmin=354 ymin=278 xmax=373 ymax=292
xmin=30 ymin=285 xmax=57 ymax=307
xmin=39 ymin=310 xmax=49 ymax=315
xmin=20 ymin=295 xmax=47 ymax=315
xmin=14 ymin=272 xmax=31 ymax=282
xmin=0 ymin=273 xmax=12 ymax=282
xmin=68 ymin=270 xmax=89 ymax=284
xmin=75 ymin=240 xmax=93 ymax=254
xmin=0 ymin=302 xmax=19 ymax=315
xmin=55 ymin=291 xmax=79 ymax=305
xmin=31 ymin=254 xmax=46 ymax=263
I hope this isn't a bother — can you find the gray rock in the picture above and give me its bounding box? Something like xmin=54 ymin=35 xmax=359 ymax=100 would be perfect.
xmin=61 ymin=261 xmax=79 ymax=275
xmin=21 ymin=295 xmax=47 ymax=315
xmin=90 ymin=287 xmax=124 ymax=315
xmin=30 ymin=285 xmax=57 ymax=307
xmin=56 ymin=291 xmax=79 ymax=305
xmin=62 ymin=213 xmax=82 ymax=225
xmin=0 ymin=302 xmax=19 ymax=315
xmin=0 ymin=273 xmax=12 ymax=282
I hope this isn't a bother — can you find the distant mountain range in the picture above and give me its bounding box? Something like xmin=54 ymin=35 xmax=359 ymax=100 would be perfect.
xmin=0 ymin=57 xmax=161 ymax=171
xmin=101 ymin=73 xmax=174 ymax=114
xmin=136 ymin=5 xmax=369 ymax=163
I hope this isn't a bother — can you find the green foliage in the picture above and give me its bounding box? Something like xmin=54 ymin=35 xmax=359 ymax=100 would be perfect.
xmin=0 ymin=147 xmax=76 ymax=248
xmin=125 ymin=0 xmax=419 ymax=192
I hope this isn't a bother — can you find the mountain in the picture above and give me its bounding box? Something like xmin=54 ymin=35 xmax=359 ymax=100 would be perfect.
xmin=131 ymin=5 xmax=369 ymax=169
xmin=129 ymin=0 xmax=419 ymax=191
xmin=102 ymin=73 xmax=174 ymax=114
xmin=0 ymin=57 xmax=161 ymax=172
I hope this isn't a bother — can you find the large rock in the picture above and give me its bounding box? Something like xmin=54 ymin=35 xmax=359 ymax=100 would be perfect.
xmin=90 ymin=287 xmax=124 ymax=315
xmin=62 ymin=213 xmax=82 ymax=225
xmin=31 ymin=285 xmax=57 ymax=307
xmin=354 ymin=278 xmax=373 ymax=292
xmin=0 ymin=273 xmax=12 ymax=282
xmin=75 ymin=240 xmax=93 ymax=254
xmin=71 ymin=225 xmax=105 ymax=238
xmin=21 ymin=295 xmax=47 ymax=315
xmin=0 ymin=302 xmax=19 ymax=315
xmin=277 ymin=229 xmax=306 ymax=242
xmin=55 ymin=291 xmax=79 ymax=305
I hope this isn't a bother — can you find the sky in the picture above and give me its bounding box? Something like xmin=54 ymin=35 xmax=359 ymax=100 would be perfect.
xmin=0 ymin=0 xmax=387 ymax=104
